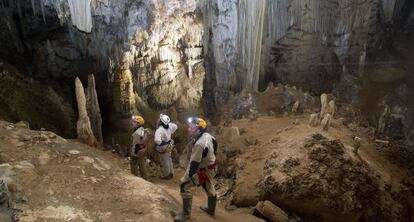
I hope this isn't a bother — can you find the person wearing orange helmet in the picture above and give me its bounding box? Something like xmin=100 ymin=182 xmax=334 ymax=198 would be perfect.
xmin=130 ymin=115 xmax=148 ymax=180
xmin=173 ymin=117 xmax=218 ymax=222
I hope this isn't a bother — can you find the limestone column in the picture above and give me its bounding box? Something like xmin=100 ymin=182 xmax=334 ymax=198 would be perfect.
xmin=75 ymin=77 xmax=96 ymax=146
xmin=86 ymin=74 xmax=103 ymax=144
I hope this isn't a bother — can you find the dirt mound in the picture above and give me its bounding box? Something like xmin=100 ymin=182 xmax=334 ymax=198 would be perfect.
xmin=0 ymin=120 xmax=178 ymax=221
xmin=219 ymin=116 xmax=414 ymax=222
xmin=259 ymin=133 xmax=380 ymax=221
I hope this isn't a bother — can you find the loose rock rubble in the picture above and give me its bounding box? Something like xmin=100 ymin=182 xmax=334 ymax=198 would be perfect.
xmin=258 ymin=133 xmax=411 ymax=221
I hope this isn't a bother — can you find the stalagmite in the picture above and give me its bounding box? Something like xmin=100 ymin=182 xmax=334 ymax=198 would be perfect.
xmin=75 ymin=77 xmax=96 ymax=147
xmin=86 ymin=74 xmax=103 ymax=145
xmin=327 ymin=100 xmax=336 ymax=118
xmin=321 ymin=114 xmax=332 ymax=131
xmin=359 ymin=44 xmax=367 ymax=76
xmin=291 ymin=101 xmax=300 ymax=114
xmin=320 ymin=93 xmax=328 ymax=119
xmin=378 ymin=105 xmax=390 ymax=134
xmin=353 ymin=136 xmax=361 ymax=154
xmin=309 ymin=113 xmax=319 ymax=127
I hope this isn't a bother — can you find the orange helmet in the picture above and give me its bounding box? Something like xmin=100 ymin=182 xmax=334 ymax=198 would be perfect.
xmin=187 ymin=117 xmax=207 ymax=129
xmin=131 ymin=115 xmax=145 ymax=125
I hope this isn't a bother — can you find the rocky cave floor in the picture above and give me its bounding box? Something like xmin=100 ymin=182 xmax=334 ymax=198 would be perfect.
xmin=1 ymin=110 xmax=414 ymax=222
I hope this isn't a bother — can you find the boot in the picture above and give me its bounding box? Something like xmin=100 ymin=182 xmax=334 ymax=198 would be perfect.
xmin=174 ymin=198 xmax=192 ymax=222
xmin=200 ymin=196 xmax=216 ymax=216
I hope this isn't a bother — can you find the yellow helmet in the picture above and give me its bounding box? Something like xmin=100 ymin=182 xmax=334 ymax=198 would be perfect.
xmin=187 ymin=117 xmax=207 ymax=129
xmin=132 ymin=115 xmax=145 ymax=125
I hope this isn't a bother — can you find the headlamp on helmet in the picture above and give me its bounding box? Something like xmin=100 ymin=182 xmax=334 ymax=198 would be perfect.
xmin=187 ymin=117 xmax=207 ymax=129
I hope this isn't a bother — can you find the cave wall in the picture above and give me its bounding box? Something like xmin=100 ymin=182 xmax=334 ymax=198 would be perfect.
xmin=0 ymin=0 xmax=412 ymax=140
xmin=0 ymin=0 xmax=406 ymax=106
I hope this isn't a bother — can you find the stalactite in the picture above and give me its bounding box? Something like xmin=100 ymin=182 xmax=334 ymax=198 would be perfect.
xmin=112 ymin=53 xmax=137 ymax=115
xmin=41 ymin=0 xmax=46 ymax=24
xmin=68 ymin=0 xmax=93 ymax=33
xmin=17 ymin=3 xmax=22 ymax=23
xmin=30 ymin=0 xmax=36 ymax=16
xmin=382 ymin=0 xmax=398 ymax=21
xmin=237 ymin=0 xmax=266 ymax=92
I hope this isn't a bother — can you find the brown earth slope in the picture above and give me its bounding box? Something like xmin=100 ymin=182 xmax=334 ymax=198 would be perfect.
xmin=0 ymin=120 xmax=262 ymax=222
xmin=219 ymin=115 xmax=414 ymax=222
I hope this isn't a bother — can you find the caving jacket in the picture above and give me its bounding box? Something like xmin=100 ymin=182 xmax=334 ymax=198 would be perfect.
xmin=154 ymin=123 xmax=178 ymax=152
xmin=131 ymin=126 xmax=146 ymax=156
xmin=186 ymin=132 xmax=217 ymax=181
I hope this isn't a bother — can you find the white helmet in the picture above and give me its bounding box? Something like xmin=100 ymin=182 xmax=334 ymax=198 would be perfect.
xmin=160 ymin=114 xmax=170 ymax=125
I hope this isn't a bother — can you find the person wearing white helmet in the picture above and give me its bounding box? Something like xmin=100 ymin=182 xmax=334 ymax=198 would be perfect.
xmin=154 ymin=114 xmax=178 ymax=179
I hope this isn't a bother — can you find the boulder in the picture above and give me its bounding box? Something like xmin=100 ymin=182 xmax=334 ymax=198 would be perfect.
xmin=255 ymin=200 xmax=289 ymax=222
xmin=15 ymin=121 xmax=29 ymax=129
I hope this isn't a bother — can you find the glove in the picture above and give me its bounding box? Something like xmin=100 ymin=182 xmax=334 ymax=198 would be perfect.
xmin=180 ymin=173 xmax=191 ymax=184
xmin=180 ymin=171 xmax=191 ymax=183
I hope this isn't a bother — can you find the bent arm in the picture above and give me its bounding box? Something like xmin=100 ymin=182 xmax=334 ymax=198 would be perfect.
xmin=154 ymin=129 xmax=162 ymax=145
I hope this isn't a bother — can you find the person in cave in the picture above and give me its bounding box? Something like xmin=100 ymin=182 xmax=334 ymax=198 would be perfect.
xmin=154 ymin=114 xmax=178 ymax=180
xmin=173 ymin=117 xmax=218 ymax=222
xmin=130 ymin=115 xmax=149 ymax=180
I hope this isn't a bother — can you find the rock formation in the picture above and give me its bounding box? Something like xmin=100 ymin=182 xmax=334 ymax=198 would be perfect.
xmin=256 ymin=84 xmax=318 ymax=115
xmin=75 ymin=77 xmax=96 ymax=146
xmin=0 ymin=0 xmax=413 ymax=144
xmin=255 ymin=200 xmax=289 ymax=222
xmin=378 ymin=105 xmax=391 ymax=134
xmin=321 ymin=114 xmax=332 ymax=131
xmin=0 ymin=62 xmax=76 ymax=137
xmin=309 ymin=113 xmax=319 ymax=127
xmin=320 ymin=93 xmax=328 ymax=119
xmin=291 ymin=100 xmax=300 ymax=114
xmin=259 ymin=134 xmax=381 ymax=221
xmin=327 ymin=100 xmax=336 ymax=118
xmin=0 ymin=180 xmax=10 ymax=207
xmin=86 ymin=74 xmax=103 ymax=144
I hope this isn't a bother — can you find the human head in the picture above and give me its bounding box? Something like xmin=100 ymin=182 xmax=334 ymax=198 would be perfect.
xmin=187 ymin=117 xmax=207 ymax=137
xmin=159 ymin=114 xmax=170 ymax=129
xmin=131 ymin=115 xmax=145 ymax=126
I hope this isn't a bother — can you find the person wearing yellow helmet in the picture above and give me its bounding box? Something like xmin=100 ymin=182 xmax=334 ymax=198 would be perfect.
xmin=173 ymin=117 xmax=218 ymax=222
xmin=130 ymin=115 xmax=148 ymax=180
